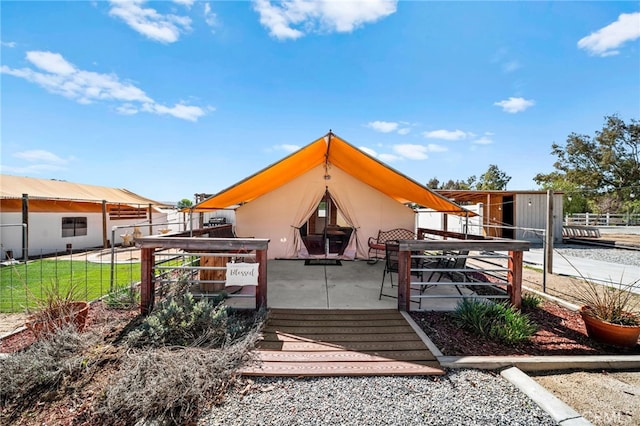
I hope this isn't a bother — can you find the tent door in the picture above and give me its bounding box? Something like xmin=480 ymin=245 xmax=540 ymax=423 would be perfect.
xmin=302 ymin=194 xmax=353 ymax=256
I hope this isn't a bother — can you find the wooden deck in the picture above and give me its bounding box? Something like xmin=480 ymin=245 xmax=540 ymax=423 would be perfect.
xmin=239 ymin=309 xmax=444 ymax=377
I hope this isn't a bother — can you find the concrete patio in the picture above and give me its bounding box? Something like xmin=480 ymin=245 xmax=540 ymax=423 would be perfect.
xmin=265 ymin=259 xmax=473 ymax=311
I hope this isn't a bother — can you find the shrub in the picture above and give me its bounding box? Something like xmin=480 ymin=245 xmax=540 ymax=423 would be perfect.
xmin=453 ymin=298 xmax=537 ymax=344
xmin=104 ymin=285 xmax=139 ymax=309
xmin=521 ymin=293 xmax=543 ymax=309
xmin=99 ymin=334 xmax=259 ymax=425
xmin=100 ymin=296 xmax=264 ymax=425
xmin=125 ymin=292 xmax=237 ymax=347
xmin=0 ymin=327 xmax=92 ymax=420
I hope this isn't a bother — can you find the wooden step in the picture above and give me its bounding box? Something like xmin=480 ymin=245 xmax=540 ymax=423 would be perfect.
xmin=240 ymin=309 xmax=444 ymax=377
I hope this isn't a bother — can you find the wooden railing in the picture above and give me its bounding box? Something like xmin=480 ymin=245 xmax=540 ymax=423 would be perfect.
xmin=398 ymin=228 xmax=530 ymax=311
xmin=136 ymin=235 xmax=269 ymax=315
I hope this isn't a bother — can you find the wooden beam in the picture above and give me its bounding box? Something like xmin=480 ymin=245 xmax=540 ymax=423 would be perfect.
xmin=140 ymin=247 xmax=155 ymax=315
xmin=136 ymin=236 xmax=269 ymax=251
xmin=397 ymin=250 xmax=411 ymax=311
xmin=256 ymin=248 xmax=268 ymax=309
xmin=398 ymin=239 xmax=530 ymax=252
xmin=508 ymin=250 xmax=523 ymax=309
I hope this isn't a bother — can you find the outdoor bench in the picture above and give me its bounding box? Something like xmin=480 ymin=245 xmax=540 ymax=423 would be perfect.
xmin=368 ymin=228 xmax=416 ymax=263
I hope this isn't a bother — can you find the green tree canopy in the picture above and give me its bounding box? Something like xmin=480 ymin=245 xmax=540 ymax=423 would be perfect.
xmin=426 ymin=177 xmax=474 ymax=190
xmin=534 ymin=115 xmax=640 ymax=214
xmin=427 ymin=165 xmax=509 ymax=191
xmin=475 ymin=164 xmax=511 ymax=190
xmin=176 ymin=198 xmax=193 ymax=210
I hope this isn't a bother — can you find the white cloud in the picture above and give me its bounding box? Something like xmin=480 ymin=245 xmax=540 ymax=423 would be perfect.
xmin=423 ymin=129 xmax=469 ymax=141
xmin=494 ymin=97 xmax=535 ymax=113
xmin=473 ymin=136 xmax=493 ymax=145
xmin=426 ymin=143 xmax=447 ymax=152
xmin=142 ymin=102 xmax=205 ymax=122
xmin=173 ymin=0 xmax=194 ymax=6
xmin=393 ymin=144 xmax=428 ymax=160
xmin=359 ymin=146 xmax=378 ymax=157
xmin=503 ymin=60 xmax=521 ymax=73
xmin=578 ymin=12 xmax=640 ymax=57
xmin=1 ymin=41 xmax=17 ymax=48
xmin=378 ymin=153 xmax=402 ymax=162
xmin=108 ymin=0 xmax=192 ymax=43
xmin=116 ymin=103 xmax=139 ymax=115
xmin=358 ymin=146 xmax=401 ymax=162
xmin=204 ymin=2 xmax=217 ymax=28
xmin=253 ymin=0 xmax=397 ymax=40
xmin=26 ymin=51 xmax=76 ymax=75
xmin=397 ymin=127 xmax=411 ymax=135
xmin=1 ymin=50 xmax=206 ymax=121
xmin=14 ymin=150 xmax=72 ymax=165
xmin=272 ymin=144 xmax=301 ymax=153
xmin=367 ymin=120 xmax=398 ymax=133
xmin=3 ymin=150 xmax=75 ymax=174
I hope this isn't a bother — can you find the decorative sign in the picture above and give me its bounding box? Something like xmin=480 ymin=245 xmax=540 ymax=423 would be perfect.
xmin=225 ymin=262 xmax=259 ymax=286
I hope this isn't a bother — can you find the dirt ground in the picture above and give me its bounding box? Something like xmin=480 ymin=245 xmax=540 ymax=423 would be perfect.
xmin=517 ymin=240 xmax=640 ymax=426
xmin=533 ymin=371 xmax=640 ymax=426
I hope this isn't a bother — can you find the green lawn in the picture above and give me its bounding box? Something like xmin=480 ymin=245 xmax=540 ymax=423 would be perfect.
xmin=0 ymin=260 xmax=142 ymax=313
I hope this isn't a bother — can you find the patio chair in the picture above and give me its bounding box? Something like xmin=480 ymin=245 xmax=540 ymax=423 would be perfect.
xmin=379 ymin=241 xmax=424 ymax=300
xmin=419 ymin=250 xmax=470 ymax=308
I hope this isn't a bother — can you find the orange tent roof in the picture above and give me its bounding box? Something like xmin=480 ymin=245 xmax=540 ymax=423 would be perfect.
xmin=193 ymin=133 xmax=474 ymax=216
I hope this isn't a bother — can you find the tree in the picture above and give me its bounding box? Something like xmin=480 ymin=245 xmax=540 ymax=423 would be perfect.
xmin=534 ymin=115 xmax=640 ymax=213
xmin=426 ymin=177 xmax=475 ymax=190
xmin=177 ymin=198 xmax=193 ymax=210
xmin=475 ymin=164 xmax=511 ymax=190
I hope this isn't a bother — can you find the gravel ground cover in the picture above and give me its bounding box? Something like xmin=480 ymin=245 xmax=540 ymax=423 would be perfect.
xmin=202 ymin=371 xmax=555 ymax=426
xmin=552 ymin=244 xmax=640 ymax=267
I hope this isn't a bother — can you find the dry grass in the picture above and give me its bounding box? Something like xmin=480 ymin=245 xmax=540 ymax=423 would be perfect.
xmin=97 ymin=328 xmax=260 ymax=425
xmin=0 ymin=326 xmax=96 ymax=422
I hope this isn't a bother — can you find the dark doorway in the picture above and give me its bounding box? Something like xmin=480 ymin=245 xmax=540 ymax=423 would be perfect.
xmin=301 ymin=194 xmax=353 ymax=256
xmin=502 ymin=196 xmax=514 ymax=239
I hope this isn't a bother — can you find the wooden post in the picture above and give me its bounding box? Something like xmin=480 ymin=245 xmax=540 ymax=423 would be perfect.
xmin=102 ymin=200 xmax=108 ymax=248
xmin=148 ymin=204 xmax=153 ymax=235
xmin=256 ymin=248 xmax=268 ymax=309
xmin=140 ymin=247 xmax=155 ymax=315
xmin=397 ymin=249 xmax=411 ymax=311
xmin=508 ymin=250 xmax=523 ymax=309
xmin=21 ymin=194 xmax=29 ymax=261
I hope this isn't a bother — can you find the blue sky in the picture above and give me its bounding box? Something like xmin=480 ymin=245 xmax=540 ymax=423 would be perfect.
xmin=1 ymin=1 xmax=639 ymax=203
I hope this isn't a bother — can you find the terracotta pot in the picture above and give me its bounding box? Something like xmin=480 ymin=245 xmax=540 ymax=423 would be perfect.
xmin=579 ymin=306 xmax=640 ymax=347
xmin=26 ymin=301 xmax=90 ymax=338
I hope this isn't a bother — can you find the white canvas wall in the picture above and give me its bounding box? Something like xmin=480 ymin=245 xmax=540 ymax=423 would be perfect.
xmin=236 ymin=164 xmax=415 ymax=259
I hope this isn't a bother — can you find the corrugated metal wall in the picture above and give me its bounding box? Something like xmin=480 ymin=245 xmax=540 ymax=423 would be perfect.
xmin=514 ymin=193 xmax=563 ymax=243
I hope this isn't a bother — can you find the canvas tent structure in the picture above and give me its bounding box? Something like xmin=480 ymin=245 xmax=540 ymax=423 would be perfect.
xmin=0 ymin=174 xmax=172 ymax=259
xmin=191 ymin=133 xmax=474 ymax=260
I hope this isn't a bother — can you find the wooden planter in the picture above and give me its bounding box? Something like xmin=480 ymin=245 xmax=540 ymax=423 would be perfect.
xmin=199 ymin=254 xmax=228 ymax=292
xmin=26 ymin=301 xmax=90 ymax=338
xmin=580 ymin=306 xmax=640 ymax=347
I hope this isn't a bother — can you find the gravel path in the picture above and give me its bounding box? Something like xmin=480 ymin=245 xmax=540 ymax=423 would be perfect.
xmin=553 ymin=244 xmax=640 ymax=267
xmin=202 ymin=370 xmax=555 ymax=425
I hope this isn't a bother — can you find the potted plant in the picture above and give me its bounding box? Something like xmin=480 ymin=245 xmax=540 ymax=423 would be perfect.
xmin=25 ymin=279 xmax=90 ymax=338
xmin=572 ymin=275 xmax=640 ymax=347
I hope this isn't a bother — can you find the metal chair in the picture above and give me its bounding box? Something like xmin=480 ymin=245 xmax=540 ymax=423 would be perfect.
xmin=379 ymin=241 xmax=424 ymax=300
xmin=419 ymin=250 xmax=470 ymax=308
